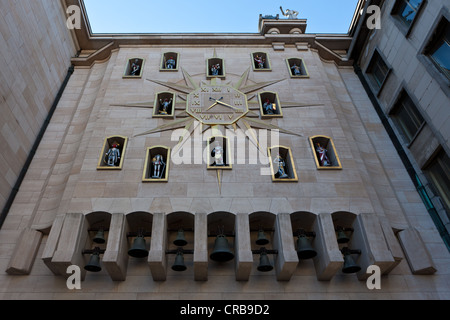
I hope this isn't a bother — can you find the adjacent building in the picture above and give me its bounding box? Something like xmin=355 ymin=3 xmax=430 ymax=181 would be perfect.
xmin=0 ymin=0 xmax=448 ymax=300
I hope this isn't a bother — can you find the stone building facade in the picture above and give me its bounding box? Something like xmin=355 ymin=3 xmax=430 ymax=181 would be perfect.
xmin=349 ymin=0 xmax=450 ymax=249
xmin=0 ymin=0 xmax=449 ymax=300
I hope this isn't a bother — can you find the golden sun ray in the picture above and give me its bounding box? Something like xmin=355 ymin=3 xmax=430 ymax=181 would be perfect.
xmin=134 ymin=117 xmax=193 ymax=137
xmin=122 ymin=65 xmax=316 ymax=193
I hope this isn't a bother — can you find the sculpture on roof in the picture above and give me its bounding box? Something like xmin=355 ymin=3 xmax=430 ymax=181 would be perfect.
xmin=280 ymin=6 xmax=299 ymax=19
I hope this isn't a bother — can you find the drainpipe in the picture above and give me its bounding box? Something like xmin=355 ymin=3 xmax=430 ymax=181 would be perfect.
xmin=0 ymin=65 xmax=75 ymax=229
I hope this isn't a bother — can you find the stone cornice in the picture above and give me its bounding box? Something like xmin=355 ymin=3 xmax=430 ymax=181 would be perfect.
xmin=66 ymin=0 xmax=354 ymax=67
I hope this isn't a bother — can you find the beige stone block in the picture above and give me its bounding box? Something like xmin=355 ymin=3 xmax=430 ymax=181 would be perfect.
xmin=41 ymin=215 xmax=66 ymax=275
xmin=235 ymin=213 xmax=253 ymax=281
xmin=313 ymin=213 xmax=343 ymax=281
xmin=273 ymin=213 xmax=298 ymax=281
xmin=102 ymin=213 xmax=129 ymax=281
xmin=397 ymin=228 xmax=437 ymax=275
xmin=51 ymin=213 xmax=89 ymax=280
xmin=351 ymin=213 xmax=396 ymax=280
xmin=194 ymin=213 xmax=208 ymax=281
xmin=5 ymin=228 xmax=43 ymax=275
xmin=148 ymin=213 xmax=168 ymax=281
xmin=378 ymin=216 xmax=404 ymax=274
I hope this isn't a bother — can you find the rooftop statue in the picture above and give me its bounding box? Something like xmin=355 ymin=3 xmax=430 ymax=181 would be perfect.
xmin=280 ymin=6 xmax=299 ymax=19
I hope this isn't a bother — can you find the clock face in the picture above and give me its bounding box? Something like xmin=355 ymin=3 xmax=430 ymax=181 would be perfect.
xmin=186 ymin=84 xmax=249 ymax=125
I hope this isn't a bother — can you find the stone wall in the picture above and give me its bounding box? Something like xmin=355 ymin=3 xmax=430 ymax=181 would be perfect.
xmin=0 ymin=0 xmax=77 ymax=213
xmin=0 ymin=41 xmax=448 ymax=299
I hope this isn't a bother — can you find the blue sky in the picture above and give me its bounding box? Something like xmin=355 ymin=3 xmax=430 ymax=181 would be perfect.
xmin=84 ymin=0 xmax=360 ymax=34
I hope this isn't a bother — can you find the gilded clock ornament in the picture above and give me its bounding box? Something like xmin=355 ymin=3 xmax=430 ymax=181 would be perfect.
xmin=113 ymin=54 xmax=324 ymax=190
xmin=187 ymin=84 xmax=248 ymax=126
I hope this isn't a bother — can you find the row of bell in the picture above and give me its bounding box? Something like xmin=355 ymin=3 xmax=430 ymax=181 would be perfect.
xmin=85 ymin=229 xmax=360 ymax=274
xmin=92 ymin=227 xmax=351 ymax=250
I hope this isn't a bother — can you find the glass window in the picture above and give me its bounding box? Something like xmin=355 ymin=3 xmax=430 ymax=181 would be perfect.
xmin=367 ymin=51 xmax=390 ymax=92
xmin=395 ymin=0 xmax=423 ymax=27
xmin=390 ymin=91 xmax=425 ymax=143
xmin=429 ymin=24 xmax=450 ymax=80
xmin=424 ymin=149 xmax=450 ymax=213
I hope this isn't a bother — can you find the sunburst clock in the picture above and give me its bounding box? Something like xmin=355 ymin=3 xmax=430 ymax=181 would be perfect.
xmin=113 ymin=54 xmax=323 ymax=191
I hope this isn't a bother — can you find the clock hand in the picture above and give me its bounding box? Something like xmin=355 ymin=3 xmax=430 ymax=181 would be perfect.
xmin=206 ymin=97 xmax=239 ymax=111
xmin=216 ymin=100 xmax=240 ymax=110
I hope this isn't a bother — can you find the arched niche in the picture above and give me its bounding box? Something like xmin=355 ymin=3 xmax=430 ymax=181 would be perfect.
xmin=331 ymin=211 xmax=357 ymax=247
xmin=123 ymin=58 xmax=144 ymax=78
xmin=249 ymin=211 xmax=276 ymax=248
xmin=290 ymin=211 xmax=317 ymax=233
xmin=207 ymin=212 xmax=236 ymax=263
xmin=142 ymin=146 xmax=171 ymax=182
xmin=309 ymin=135 xmax=342 ymax=169
xmin=268 ymin=146 xmax=298 ymax=182
xmin=167 ymin=212 xmax=195 ymax=249
xmin=286 ymin=57 xmax=309 ymax=78
xmin=160 ymin=52 xmax=179 ymax=71
xmin=153 ymin=92 xmax=175 ymax=119
xmin=85 ymin=211 xmax=112 ymax=246
xmin=251 ymin=52 xmax=272 ymax=71
xmin=258 ymin=91 xmax=283 ymax=118
xmin=207 ymin=136 xmax=232 ymax=170
xmin=289 ymin=28 xmax=303 ymax=34
xmin=166 ymin=212 xmax=195 ymax=273
xmin=290 ymin=211 xmax=319 ymax=261
xmin=97 ymin=136 xmax=128 ymax=170
xmin=82 ymin=212 xmax=112 ymax=276
xmin=207 ymin=58 xmax=225 ymax=79
xmin=331 ymin=211 xmax=397 ymax=279
xmin=125 ymin=211 xmax=153 ymax=256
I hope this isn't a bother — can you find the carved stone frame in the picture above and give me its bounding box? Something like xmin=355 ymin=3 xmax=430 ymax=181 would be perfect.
xmin=153 ymin=92 xmax=176 ymax=119
xmin=97 ymin=136 xmax=128 ymax=170
xmin=207 ymin=135 xmax=232 ymax=170
xmin=142 ymin=146 xmax=171 ymax=182
xmin=309 ymin=135 xmax=342 ymax=170
xmin=268 ymin=145 xmax=298 ymax=182
xmin=286 ymin=57 xmax=309 ymax=78
xmin=160 ymin=52 xmax=179 ymax=72
xmin=207 ymin=58 xmax=226 ymax=79
xmin=123 ymin=58 xmax=145 ymax=78
xmin=258 ymin=91 xmax=283 ymax=119
xmin=251 ymin=52 xmax=272 ymax=71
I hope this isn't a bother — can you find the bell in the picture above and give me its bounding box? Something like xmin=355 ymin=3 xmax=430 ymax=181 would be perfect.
xmin=93 ymin=228 xmax=106 ymax=244
xmin=257 ymin=250 xmax=273 ymax=272
xmin=255 ymin=229 xmax=269 ymax=246
xmin=210 ymin=235 xmax=235 ymax=262
xmin=173 ymin=229 xmax=188 ymax=247
xmin=84 ymin=251 xmax=102 ymax=272
xmin=336 ymin=229 xmax=350 ymax=244
xmin=172 ymin=251 xmax=187 ymax=272
xmin=128 ymin=235 xmax=149 ymax=258
xmin=342 ymin=252 xmax=361 ymax=274
xmin=296 ymin=235 xmax=317 ymax=260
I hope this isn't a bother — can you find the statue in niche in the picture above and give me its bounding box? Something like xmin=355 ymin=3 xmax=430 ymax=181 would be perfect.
xmin=316 ymin=143 xmax=331 ymax=166
xmin=280 ymin=7 xmax=299 ymax=19
xmin=254 ymin=55 xmax=266 ymax=69
xmin=105 ymin=143 xmax=121 ymax=167
xmin=210 ymin=64 xmax=221 ymax=76
xmin=166 ymin=57 xmax=176 ymax=69
xmin=211 ymin=144 xmax=225 ymax=166
xmin=130 ymin=59 xmax=141 ymax=76
xmin=159 ymin=98 xmax=173 ymax=115
xmin=263 ymin=98 xmax=276 ymax=115
xmin=273 ymin=154 xmax=289 ymax=179
xmin=152 ymin=154 xmax=166 ymax=179
xmin=291 ymin=63 xmax=302 ymax=76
